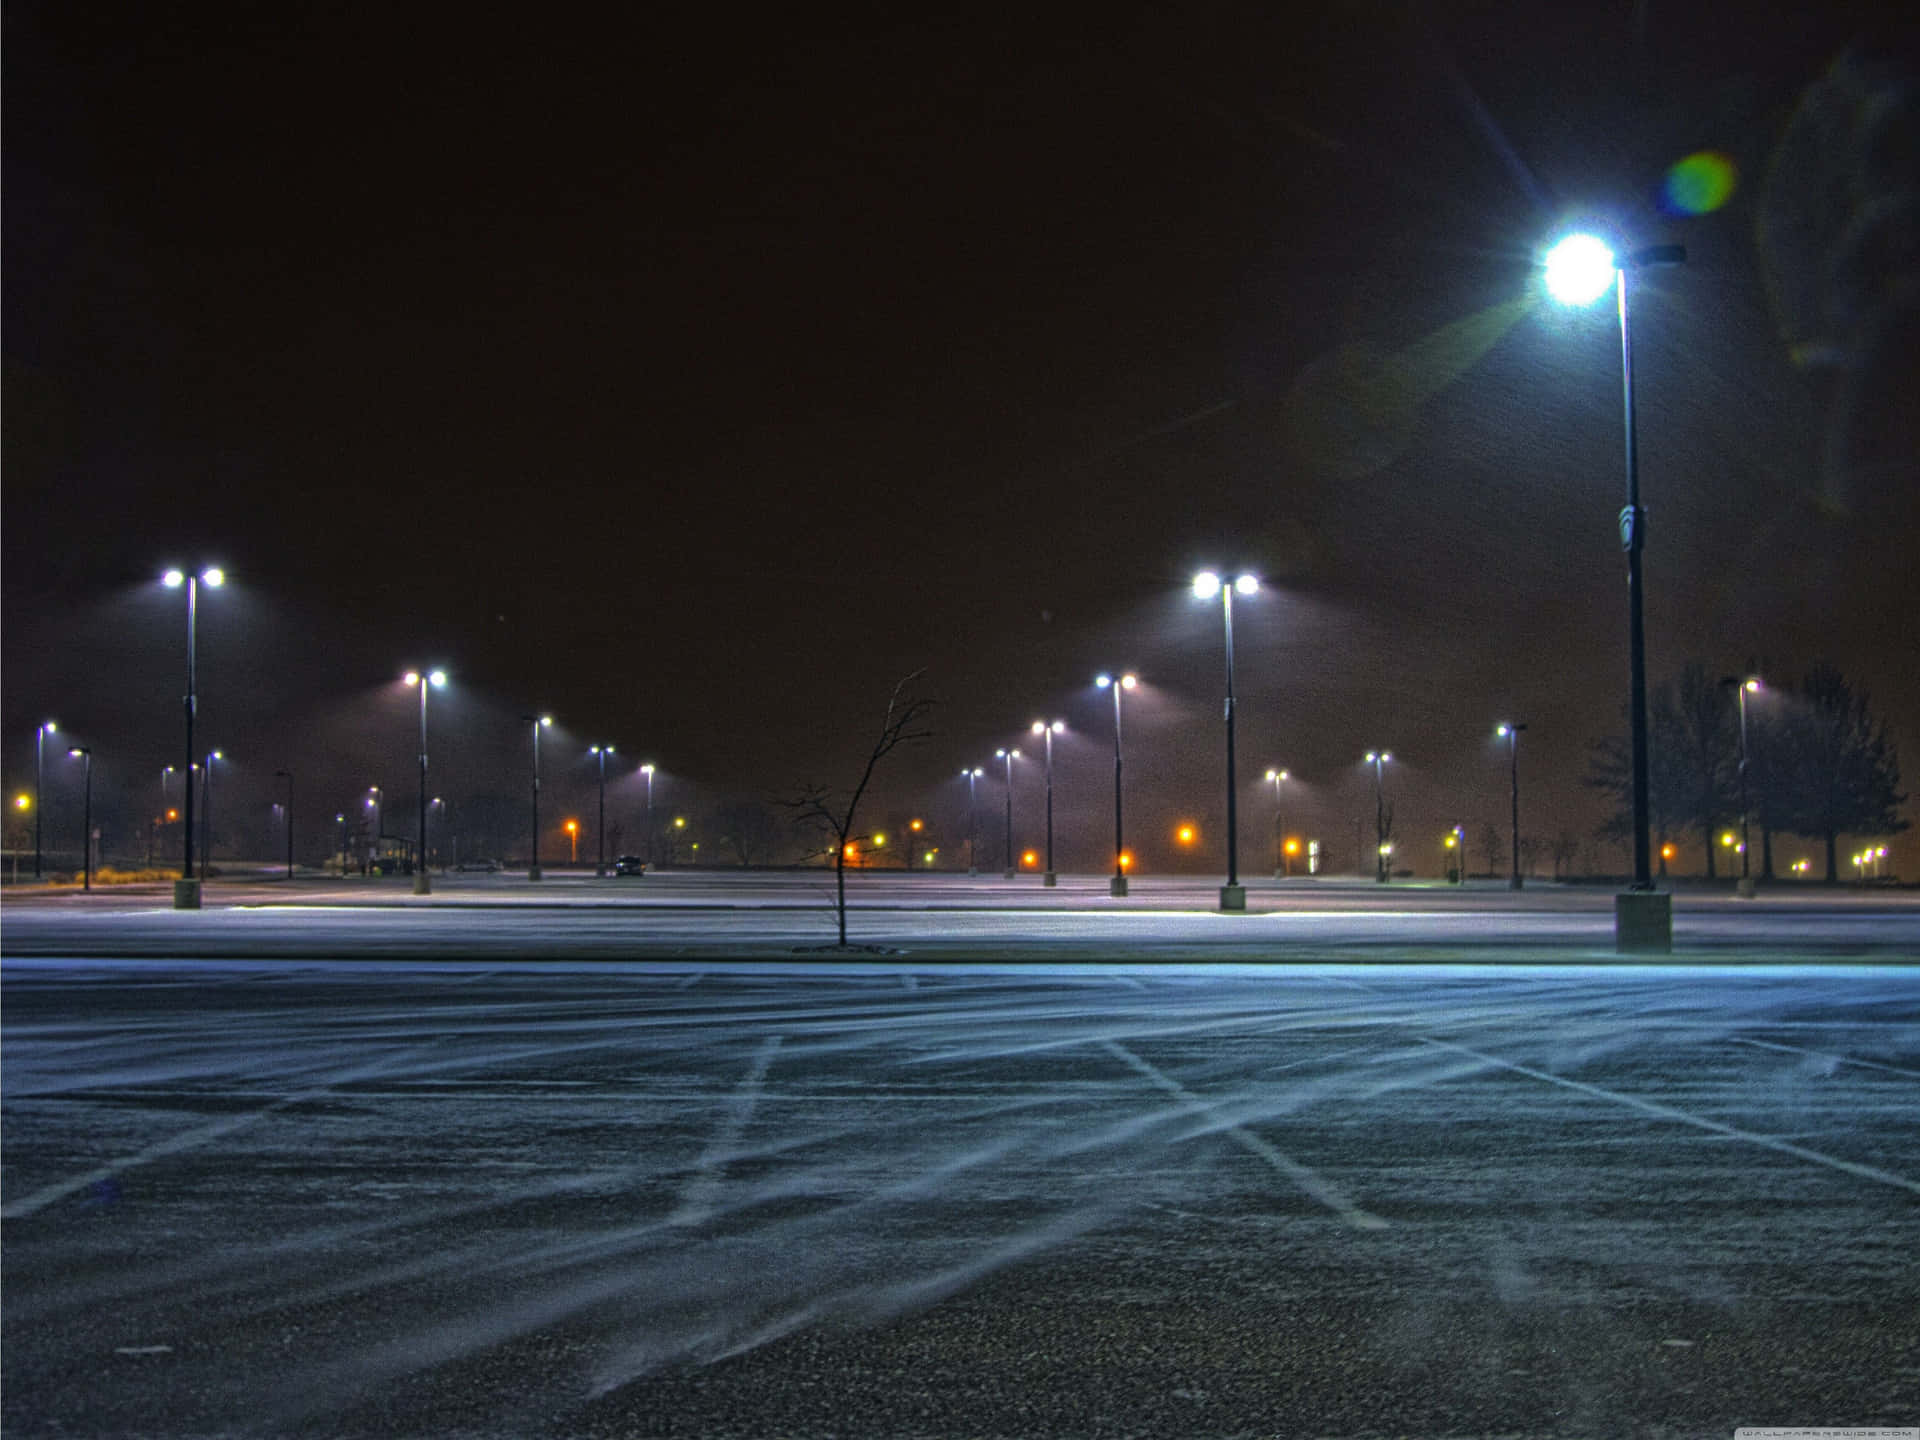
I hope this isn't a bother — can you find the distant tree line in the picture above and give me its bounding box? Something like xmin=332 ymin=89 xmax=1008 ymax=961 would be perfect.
xmin=1585 ymin=661 xmax=1908 ymax=882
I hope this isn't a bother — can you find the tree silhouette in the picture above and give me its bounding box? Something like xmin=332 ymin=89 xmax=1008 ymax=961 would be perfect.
xmin=1772 ymin=665 xmax=1908 ymax=882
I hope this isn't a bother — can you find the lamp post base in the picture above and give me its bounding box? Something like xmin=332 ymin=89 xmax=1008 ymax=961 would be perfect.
xmin=1003 ymin=869 xmax=1016 ymax=880
xmin=1219 ymin=884 xmax=1246 ymax=911
xmin=968 ymin=866 xmax=978 ymax=878
xmin=1614 ymin=891 xmax=1671 ymax=953
xmin=1736 ymin=875 xmax=1756 ymax=899
xmin=1110 ymin=875 xmax=1128 ymax=897
xmin=1510 ymin=875 xmax=1524 ymax=891
xmin=529 ymin=865 xmax=542 ymax=881
xmin=1043 ymin=871 xmax=1057 ymax=887
xmin=413 ymin=871 xmax=432 ymax=896
xmin=173 ymin=879 xmax=202 ymax=910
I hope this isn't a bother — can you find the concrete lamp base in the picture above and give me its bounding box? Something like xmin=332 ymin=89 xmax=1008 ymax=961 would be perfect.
xmin=1219 ymin=884 xmax=1246 ymax=912
xmin=1736 ymin=876 xmax=1756 ymax=899
xmin=1003 ymin=869 xmax=1016 ymax=880
xmin=529 ymin=866 xmax=542 ymax=881
xmin=1615 ymin=891 xmax=1672 ymax=953
xmin=1110 ymin=875 xmax=1128 ymax=898
xmin=413 ymin=872 xmax=432 ymax=896
xmin=1043 ymin=872 xmax=1057 ymax=887
xmin=173 ymin=879 xmax=202 ymax=910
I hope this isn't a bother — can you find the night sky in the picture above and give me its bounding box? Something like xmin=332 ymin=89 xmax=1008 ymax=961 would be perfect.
xmin=5 ymin=1 xmax=1916 ymax=877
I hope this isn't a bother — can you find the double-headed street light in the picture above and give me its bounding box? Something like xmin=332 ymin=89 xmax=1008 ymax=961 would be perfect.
xmin=162 ymin=566 xmax=224 ymax=907
xmin=1193 ymin=571 xmax=1258 ymax=911
xmin=274 ymin=769 xmax=294 ymax=880
xmin=1265 ymin=768 xmax=1290 ymax=878
xmin=959 ymin=767 xmax=983 ymax=877
xmin=1364 ymin=751 xmax=1392 ymax=883
xmin=402 ymin=669 xmax=447 ymax=895
xmin=640 ymin=763 xmax=657 ymax=872
xmin=524 ymin=715 xmax=553 ymax=879
xmin=589 ymin=744 xmax=616 ymax=875
xmin=994 ymin=747 xmax=1021 ymax=879
xmin=67 ymin=745 xmax=92 ymax=891
xmin=1095 ymin=673 xmax=1137 ymax=897
xmin=199 ymin=750 xmax=223 ymax=880
xmin=1544 ymin=231 xmax=1686 ymax=950
xmin=1721 ymin=676 xmax=1762 ymax=897
xmin=35 ymin=721 xmax=57 ymax=880
xmin=1496 ymin=723 xmax=1527 ymax=890
xmin=1030 ymin=720 xmax=1066 ymax=886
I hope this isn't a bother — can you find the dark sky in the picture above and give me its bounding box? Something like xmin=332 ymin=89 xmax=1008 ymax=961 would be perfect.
xmin=6 ymin=1 xmax=1916 ymax=876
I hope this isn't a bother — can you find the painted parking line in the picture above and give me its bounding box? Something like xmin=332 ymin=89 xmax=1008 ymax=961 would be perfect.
xmin=1101 ymin=1040 xmax=1389 ymax=1230
xmin=1733 ymin=1035 xmax=1920 ymax=1079
xmin=1419 ymin=1037 xmax=1920 ymax=1196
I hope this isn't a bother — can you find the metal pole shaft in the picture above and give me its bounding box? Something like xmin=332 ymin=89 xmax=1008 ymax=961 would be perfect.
xmin=35 ymin=730 xmax=44 ymax=879
xmin=1738 ymin=689 xmax=1751 ymax=880
xmin=1509 ymin=734 xmax=1521 ymax=890
xmin=597 ymin=754 xmax=607 ymax=875
xmin=183 ymin=579 xmax=197 ymax=881
xmin=418 ymin=687 xmax=429 ymax=878
xmin=1222 ymin=588 xmax=1239 ymax=888
xmin=1620 ymin=268 xmax=1652 ymax=891
xmin=1112 ymin=690 xmax=1124 ymax=881
xmin=1004 ymin=756 xmax=1014 ymax=876
xmin=81 ymin=755 xmax=91 ymax=892
xmin=1043 ymin=733 xmax=1053 ymax=875
xmin=531 ymin=724 xmax=542 ymax=879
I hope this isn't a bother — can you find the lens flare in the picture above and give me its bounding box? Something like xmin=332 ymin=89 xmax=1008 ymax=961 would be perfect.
xmin=1662 ymin=151 xmax=1736 ymax=215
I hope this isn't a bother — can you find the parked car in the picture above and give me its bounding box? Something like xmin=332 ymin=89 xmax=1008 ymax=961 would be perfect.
xmin=612 ymin=855 xmax=647 ymax=876
xmin=455 ymin=858 xmax=501 ymax=873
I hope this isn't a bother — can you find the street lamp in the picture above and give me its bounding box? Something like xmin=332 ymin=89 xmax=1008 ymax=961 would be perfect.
xmin=335 ymin=812 xmax=347 ymax=866
xmin=274 ymin=770 xmax=294 ymax=880
xmin=994 ymin=747 xmax=1021 ymax=879
xmin=431 ymin=797 xmax=445 ymax=870
xmin=1544 ymin=231 xmax=1686 ymax=951
xmin=402 ymin=669 xmax=447 ymax=895
xmin=1193 ymin=571 xmax=1259 ymax=910
xmin=959 ymin=767 xmax=983 ymax=877
xmin=640 ymin=763 xmax=656 ymax=872
xmin=1265 ymin=768 xmax=1290 ymax=878
xmin=523 ymin=715 xmax=553 ymax=880
xmin=1496 ymin=723 xmax=1527 ymax=890
xmin=1364 ymin=751 xmax=1392 ymax=883
xmin=67 ymin=746 xmax=92 ymax=892
xmin=154 ymin=765 xmax=178 ymax=867
xmin=589 ymin=744 xmax=616 ymax=876
xmin=162 ymin=566 xmax=224 ymax=908
xmin=565 ymin=818 xmax=579 ymax=864
xmin=1095 ymin=673 xmax=1137 ymax=898
xmin=1720 ymin=676 xmax=1761 ymax=898
xmin=1030 ymin=720 xmax=1065 ymax=887
xmin=199 ymin=750 xmax=223 ymax=880
xmin=35 ymin=720 xmax=56 ymax=880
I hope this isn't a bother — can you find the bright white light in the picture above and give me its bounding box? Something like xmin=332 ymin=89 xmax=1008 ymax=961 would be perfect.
xmin=68 ymin=748 xmax=85 ymax=758
xmin=1032 ymin=720 xmax=1046 ymax=734
xmin=404 ymin=671 xmax=420 ymax=686
xmin=428 ymin=670 xmax=447 ymax=687
xmin=1544 ymin=233 xmax=1616 ymax=306
xmin=202 ymin=568 xmax=225 ymax=587
xmin=1096 ymin=674 xmax=1112 ymax=689
xmin=1234 ymin=574 xmax=1259 ymax=595
xmin=1497 ymin=723 xmax=1511 ymax=737
xmin=162 ymin=569 xmax=185 ymax=588
xmin=641 ymin=763 xmax=655 ymax=774
xmin=1192 ymin=571 xmax=1221 ymax=599
xmin=43 ymin=721 xmax=56 ymax=734
xmin=1744 ymin=678 xmax=1761 ymax=693
xmin=1121 ymin=673 xmax=1137 ymax=689
xmin=540 ymin=715 xmax=553 ymax=727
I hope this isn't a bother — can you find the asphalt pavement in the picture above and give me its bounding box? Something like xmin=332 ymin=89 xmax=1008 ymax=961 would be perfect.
xmin=4 ymin=948 xmax=1918 ymax=1438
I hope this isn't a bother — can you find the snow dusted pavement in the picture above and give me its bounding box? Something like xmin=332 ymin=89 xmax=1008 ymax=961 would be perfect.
xmin=3 ymin=959 xmax=1918 ymax=1437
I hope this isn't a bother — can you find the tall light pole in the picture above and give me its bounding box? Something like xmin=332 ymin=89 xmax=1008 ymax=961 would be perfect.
xmin=1544 ymin=232 xmax=1685 ymax=951
xmin=199 ymin=750 xmax=223 ymax=880
xmin=274 ymin=769 xmax=294 ymax=880
xmin=995 ymin=747 xmax=1021 ymax=878
xmin=1721 ymin=676 xmax=1761 ymax=897
xmin=335 ymin=812 xmax=347 ymax=867
xmin=1095 ymin=673 xmax=1136 ymax=897
xmin=155 ymin=765 xmax=178 ymax=867
xmin=524 ymin=715 xmax=552 ymax=880
xmin=1265 ymin=768 xmax=1290 ymax=878
xmin=402 ymin=669 xmax=447 ymax=895
xmin=35 ymin=721 xmax=56 ymax=880
xmin=1030 ymin=720 xmax=1065 ymax=887
xmin=67 ymin=746 xmax=92 ymax=892
xmin=589 ymin=745 xmax=616 ymax=876
xmin=1364 ymin=751 xmax=1392 ymax=883
xmin=960 ymin=767 xmax=983 ymax=877
xmin=366 ymin=786 xmax=382 ymax=868
xmin=1194 ymin=571 xmax=1258 ymax=911
xmin=1496 ymin=724 xmax=1526 ymax=890
xmin=640 ymin=763 xmax=656 ymax=872
xmin=162 ymin=566 xmax=223 ymax=907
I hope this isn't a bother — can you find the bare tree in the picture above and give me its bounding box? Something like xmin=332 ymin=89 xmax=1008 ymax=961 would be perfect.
xmin=781 ymin=671 xmax=935 ymax=946
xmin=1477 ymin=822 xmax=1504 ymax=879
